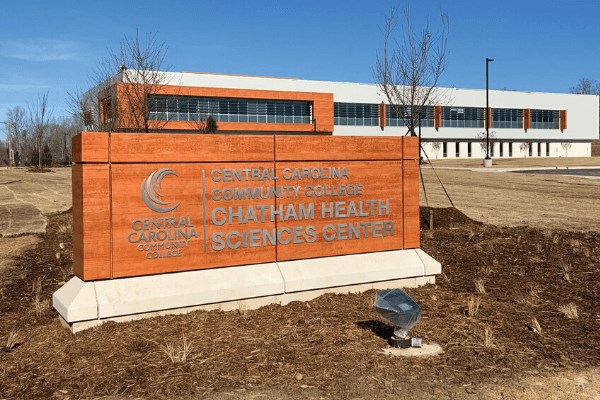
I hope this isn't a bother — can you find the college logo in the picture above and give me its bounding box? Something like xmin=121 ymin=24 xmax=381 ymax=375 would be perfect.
xmin=141 ymin=168 xmax=180 ymax=213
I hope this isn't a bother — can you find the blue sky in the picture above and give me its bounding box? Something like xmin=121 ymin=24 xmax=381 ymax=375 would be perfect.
xmin=1 ymin=0 xmax=599 ymax=137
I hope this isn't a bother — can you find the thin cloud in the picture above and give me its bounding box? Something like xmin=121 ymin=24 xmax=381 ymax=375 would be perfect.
xmin=0 ymin=38 xmax=82 ymax=62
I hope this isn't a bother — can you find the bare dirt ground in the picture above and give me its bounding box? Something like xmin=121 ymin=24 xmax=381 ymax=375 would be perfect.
xmin=1 ymin=163 xmax=599 ymax=399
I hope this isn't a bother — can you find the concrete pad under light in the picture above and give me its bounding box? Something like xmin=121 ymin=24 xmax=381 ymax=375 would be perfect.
xmin=54 ymin=249 xmax=441 ymax=331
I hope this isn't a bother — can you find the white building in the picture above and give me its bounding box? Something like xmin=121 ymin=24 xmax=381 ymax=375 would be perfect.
xmin=97 ymin=71 xmax=599 ymax=158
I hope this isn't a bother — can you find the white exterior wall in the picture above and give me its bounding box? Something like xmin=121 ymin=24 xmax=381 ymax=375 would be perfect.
xmin=156 ymin=72 xmax=598 ymax=158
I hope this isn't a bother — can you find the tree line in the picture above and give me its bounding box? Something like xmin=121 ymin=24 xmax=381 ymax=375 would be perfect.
xmin=1 ymin=97 xmax=82 ymax=169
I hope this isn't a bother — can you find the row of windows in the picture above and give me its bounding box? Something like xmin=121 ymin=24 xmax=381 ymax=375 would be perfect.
xmin=332 ymin=103 xmax=559 ymax=129
xmin=145 ymin=96 xmax=562 ymax=129
xmin=438 ymin=142 xmax=552 ymax=158
xmin=148 ymin=95 xmax=312 ymax=124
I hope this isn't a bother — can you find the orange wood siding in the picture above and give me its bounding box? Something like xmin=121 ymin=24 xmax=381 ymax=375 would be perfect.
xmin=274 ymin=136 xmax=403 ymax=161
xmin=402 ymin=158 xmax=420 ymax=248
xmin=524 ymin=109 xmax=531 ymax=130
xmin=434 ymin=106 xmax=442 ymax=129
xmin=72 ymin=132 xmax=109 ymax=163
xmin=486 ymin=108 xmax=493 ymax=129
xmin=379 ymin=102 xmax=386 ymax=129
xmin=560 ymin=110 xmax=567 ymax=130
xmin=114 ymin=83 xmax=334 ymax=133
xmin=72 ymin=133 xmax=421 ymax=280
xmin=72 ymin=164 xmax=111 ymax=280
xmin=110 ymin=133 xmax=274 ymax=163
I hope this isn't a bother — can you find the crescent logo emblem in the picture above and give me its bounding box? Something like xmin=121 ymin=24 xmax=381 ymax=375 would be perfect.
xmin=141 ymin=168 xmax=180 ymax=213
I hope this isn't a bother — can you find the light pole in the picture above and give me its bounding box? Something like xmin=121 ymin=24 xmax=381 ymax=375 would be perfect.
xmin=485 ymin=58 xmax=494 ymax=166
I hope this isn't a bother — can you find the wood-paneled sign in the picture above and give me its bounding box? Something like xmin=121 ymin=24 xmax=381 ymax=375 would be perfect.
xmin=72 ymin=133 xmax=420 ymax=280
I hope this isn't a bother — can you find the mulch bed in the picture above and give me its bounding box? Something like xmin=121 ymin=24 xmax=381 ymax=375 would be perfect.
xmin=0 ymin=208 xmax=598 ymax=399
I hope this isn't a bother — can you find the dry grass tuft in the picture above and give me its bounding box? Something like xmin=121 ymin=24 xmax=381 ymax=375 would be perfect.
xmin=530 ymin=318 xmax=542 ymax=335
xmin=484 ymin=327 xmax=495 ymax=348
xmin=552 ymin=235 xmax=560 ymax=244
xmin=152 ymin=335 xmax=193 ymax=363
xmin=569 ymin=239 xmax=581 ymax=248
xmin=31 ymin=277 xmax=49 ymax=316
xmin=558 ymin=303 xmax=578 ymax=319
xmin=475 ymin=279 xmax=487 ymax=294
xmin=542 ymin=229 xmax=553 ymax=239
xmin=560 ymin=262 xmax=572 ymax=283
xmin=583 ymin=247 xmax=591 ymax=258
xmin=440 ymin=272 xmax=450 ymax=283
xmin=467 ymin=296 xmax=481 ymax=317
xmin=528 ymin=284 xmax=542 ymax=299
xmin=536 ymin=243 xmax=543 ymax=253
xmin=3 ymin=329 xmax=21 ymax=352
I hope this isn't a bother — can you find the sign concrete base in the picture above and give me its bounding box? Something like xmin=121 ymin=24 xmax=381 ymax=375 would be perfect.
xmin=54 ymin=249 xmax=441 ymax=333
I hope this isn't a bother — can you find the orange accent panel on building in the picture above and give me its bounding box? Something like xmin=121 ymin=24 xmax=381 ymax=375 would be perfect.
xmin=72 ymin=133 xmax=421 ymax=280
xmin=524 ymin=109 xmax=531 ymax=130
xmin=115 ymin=83 xmax=334 ymax=133
xmin=560 ymin=110 xmax=567 ymax=130
xmin=379 ymin=102 xmax=386 ymax=129
xmin=486 ymin=108 xmax=493 ymax=129
xmin=434 ymin=106 xmax=442 ymax=129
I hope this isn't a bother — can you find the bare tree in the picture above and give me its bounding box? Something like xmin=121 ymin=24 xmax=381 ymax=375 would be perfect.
xmin=105 ymin=30 xmax=170 ymax=132
xmin=374 ymin=8 xmax=449 ymax=136
xmin=569 ymin=78 xmax=600 ymax=95
xmin=67 ymin=86 xmax=96 ymax=132
xmin=431 ymin=142 xmax=441 ymax=159
xmin=519 ymin=143 xmax=529 ymax=158
xmin=477 ymin=130 xmax=496 ymax=155
xmin=28 ymin=92 xmax=52 ymax=169
xmin=4 ymin=106 xmax=28 ymax=166
xmin=561 ymin=142 xmax=572 ymax=157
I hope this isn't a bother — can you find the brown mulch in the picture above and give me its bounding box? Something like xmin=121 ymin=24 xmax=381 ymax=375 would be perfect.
xmin=0 ymin=209 xmax=599 ymax=399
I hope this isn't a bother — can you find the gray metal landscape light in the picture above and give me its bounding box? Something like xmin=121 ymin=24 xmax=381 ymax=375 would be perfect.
xmin=374 ymin=289 xmax=422 ymax=348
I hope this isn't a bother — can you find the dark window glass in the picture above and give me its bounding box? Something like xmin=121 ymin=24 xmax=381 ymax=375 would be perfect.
xmin=334 ymin=103 xmax=379 ymax=126
xmin=441 ymin=107 xmax=484 ymax=128
xmin=148 ymin=95 xmax=312 ymax=124
xmin=530 ymin=109 xmax=560 ymax=129
xmin=492 ymin=108 xmax=523 ymax=129
xmin=386 ymin=105 xmax=434 ymax=127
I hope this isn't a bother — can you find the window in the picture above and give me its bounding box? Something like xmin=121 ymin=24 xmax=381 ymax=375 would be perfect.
xmin=148 ymin=95 xmax=312 ymax=124
xmin=491 ymin=143 xmax=495 ymax=157
xmin=443 ymin=142 xmax=448 ymax=158
xmin=467 ymin=142 xmax=472 ymax=158
xmin=441 ymin=107 xmax=484 ymax=128
xmin=455 ymin=142 xmax=460 ymax=158
xmin=509 ymin=142 xmax=513 ymax=157
xmin=334 ymin=103 xmax=379 ymax=126
xmin=386 ymin=105 xmax=434 ymax=127
xmin=530 ymin=109 xmax=560 ymax=129
xmin=528 ymin=142 xmax=533 ymax=157
xmin=100 ymin=97 xmax=113 ymax=125
xmin=492 ymin=108 xmax=523 ymax=129
xmin=499 ymin=142 xmax=504 ymax=157
xmin=546 ymin=142 xmax=550 ymax=157
xmin=537 ymin=143 xmax=541 ymax=157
